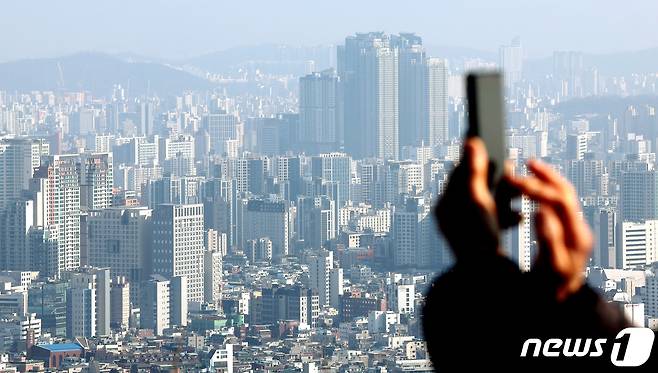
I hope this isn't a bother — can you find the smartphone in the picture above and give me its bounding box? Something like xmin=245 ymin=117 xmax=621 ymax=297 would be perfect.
xmin=466 ymin=72 xmax=507 ymax=192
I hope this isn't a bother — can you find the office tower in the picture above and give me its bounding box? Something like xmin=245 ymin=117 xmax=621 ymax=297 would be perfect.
xmin=499 ymin=37 xmax=523 ymax=91
xmin=396 ymin=34 xmax=426 ymax=149
xmin=307 ymin=250 xmax=342 ymax=308
xmin=66 ymin=281 xmax=95 ymax=338
xmin=138 ymin=100 xmax=155 ymax=136
xmin=110 ymin=276 xmax=130 ymax=330
xmin=72 ymin=109 xmax=96 ymax=136
xmin=87 ymin=207 xmax=152 ymax=304
xmin=618 ymin=220 xmax=658 ymax=269
xmin=0 ymin=138 xmax=49 ymax=210
xmin=202 ymin=178 xmax=237 ymax=251
xmin=583 ymin=205 xmax=617 ymax=268
xmin=141 ymin=275 xmax=170 ymax=335
xmin=247 ymin=117 xmax=281 ymax=156
xmin=204 ymin=113 xmax=241 ymax=156
xmin=427 ymin=58 xmax=449 ymax=148
xmin=553 ymin=51 xmax=584 ymax=98
xmin=232 ymin=158 xmax=265 ymax=195
xmin=392 ymin=196 xmax=433 ymax=268
xmin=297 ymin=196 xmax=336 ymax=249
xmin=151 ymin=204 xmax=205 ymax=304
xmin=339 ymin=32 xmax=399 ymax=160
xmin=260 ymin=286 xmax=320 ymax=329
xmin=566 ymin=134 xmax=588 ymax=160
xmin=147 ymin=175 xmax=182 ymax=207
xmin=158 ymin=133 xmax=196 ymax=176
xmin=358 ymin=161 xmax=384 ymax=206
xmin=241 ymin=199 xmax=290 ymax=260
xmin=276 ymin=156 xmax=302 ymax=202
xmin=312 ymin=152 xmax=352 ymax=208
xmin=27 ymin=282 xmax=65 ymax=336
xmin=204 ymin=230 xmax=223 ymax=305
xmin=170 ymin=276 xmax=188 ymax=327
xmin=33 ymin=154 xmax=81 ymax=276
xmin=78 ymin=152 xmax=113 ymax=211
xmin=386 ymin=161 xmax=424 ymax=201
xmin=26 ymin=227 xmax=59 ymax=279
xmin=0 ymin=200 xmax=33 ymax=270
xmin=621 ymin=171 xmax=658 ymax=222
xmin=566 ymin=159 xmax=605 ymax=197
xmin=299 ymin=69 xmax=340 ymax=153
xmin=146 ymin=175 xmax=203 ymax=207
xmin=66 ymin=268 xmax=110 ymax=338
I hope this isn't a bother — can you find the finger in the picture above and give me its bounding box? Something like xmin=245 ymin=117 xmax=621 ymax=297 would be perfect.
xmin=508 ymin=175 xmax=562 ymax=205
xmin=511 ymin=175 xmax=583 ymax=248
xmin=535 ymin=205 xmax=570 ymax=277
xmin=527 ymin=159 xmax=572 ymax=193
xmin=465 ymin=138 xmax=495 ymax=212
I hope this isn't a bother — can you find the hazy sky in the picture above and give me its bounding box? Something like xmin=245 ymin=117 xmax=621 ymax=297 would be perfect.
xmin=2 ymin=0 xmax=657 ymax=61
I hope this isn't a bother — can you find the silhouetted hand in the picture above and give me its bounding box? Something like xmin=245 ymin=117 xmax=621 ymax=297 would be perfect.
xmin=509 ymin=159 xmax=594 ymax=301
xmin=435 ymin=138 xmax=520 ymax=261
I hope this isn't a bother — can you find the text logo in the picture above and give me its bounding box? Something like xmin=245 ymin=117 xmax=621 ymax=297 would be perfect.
xmin=520 ymin=328 xmax=654 ymax=367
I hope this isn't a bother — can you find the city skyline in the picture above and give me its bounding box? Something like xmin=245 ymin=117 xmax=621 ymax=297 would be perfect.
xmin=0 ymin=22 xmax=656 ymax=370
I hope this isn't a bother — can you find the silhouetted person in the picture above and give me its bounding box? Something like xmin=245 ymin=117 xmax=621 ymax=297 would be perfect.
xmin=424 ymin=138 xmax=655 ymax=371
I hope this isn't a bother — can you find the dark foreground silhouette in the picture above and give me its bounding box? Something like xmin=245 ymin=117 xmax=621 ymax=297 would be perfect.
xmin=423 ymin=138 xmax=656 ymax=371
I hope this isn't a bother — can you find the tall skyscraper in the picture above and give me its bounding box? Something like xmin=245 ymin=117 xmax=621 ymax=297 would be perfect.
xmin=66 ymin=267 xmax=111 ymax=338
xmin=276 ymin=156 xmax=302 ymax=202
xmin=231 ymin=158 xmax=265 ymax=195
xmin=79 ymin=152 xmax=113 ymax=211
xmin=566 ymin=159 xmax=605 ymax=198
xmin=621 ymin=171 xmax=658 ymax=222
xmin=204 ymin=113 xmax=241 ymax=157
xmin=33 ymin=154 xmax=81 ymax=276
xmin=427 ymin=58 xmax=449 ymax=147
xmin=0 ymin=138 xmax=49 ymax=210
xmin=392 ymin=196 xmax=433 ymax=268
xmin=499 ymin=37 xmax=523 ymax=91
xmin=297 ymin=196 xmax=336 ymax=250
xmin=151 ymin=204 xmax=205 ymax=303
xmin=87 ymin=207 xmax=152 ymax=304
xmin=299 ymin=69 xmax=340 ymax=153
xmin=0 ymin=200 xmax=33 ymax=270
xmin=339 ymin=32 xmax=399 ymax=160
xmin=312 ymin=153 xmax=352 ymax=206
xmin=395 ymin=33 xmax=426 ymax=149
xmin=241 ymin=199 xmax=291 ymax=260
xmin=203 ymin=230 xmax=223 ymax=305
xmin=553 ymin=51 xmax=584 ymax=98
